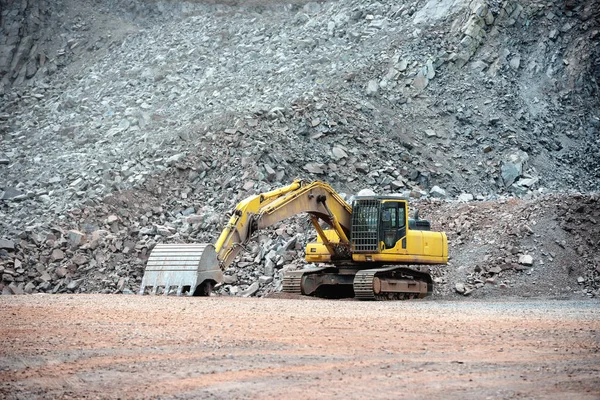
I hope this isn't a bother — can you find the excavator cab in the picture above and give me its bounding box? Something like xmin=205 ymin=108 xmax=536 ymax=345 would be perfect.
xmin=350 ymin=196 xmax=409 ymax=253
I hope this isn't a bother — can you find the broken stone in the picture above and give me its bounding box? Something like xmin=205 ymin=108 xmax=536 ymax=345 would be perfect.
xmin=264 ymin=164 xmax=276 ymax=182
xmin=0 ymin=239 xmax=15 ymax=250
xmin=413 ymin=70 xmax=428 ymax=90
xmin=166 ymin=153 xmax=186 ymax=166
xmin=455 ymin=282 xmax=465 ymax=294
xmin=1 ymin=188 xmax=23 ymax=200
xmin=9 ymin=283 xmax=24 ymax=295
xmin=457 ymin=193 xmax=473 ymax=202
xmin=331 ymin=146 xmax=348 ymax=160
xmin=488 ymin=266 xmax=502 ymax=274
xmin=355 ymin=162 xmax=369 ymax=174
xmin=67 ymin=279 xmax=82 ymax=291
xmin=51 ymin=249 xmax=65 ymax=262
xmin=24 ymin=282 xmax=36 ymax=294
xmin=390 ymin=180 xmax=405 ymax=190
xmin=516 ymin=177 xmax=539 ymax=188
xmin=240 ymin=282 xmax=259 ymax=297
xmin=72 ymin=254 xmax=87 ymax=266
xmin=366 ymin=80 xmax=379 ymax=96
xmin=67 ymin=230 xmax=86 ymax=246
xmin=509 ymin=56 xmax=520 ymax=70
xmin=303 ymin=163 xmax=327 ymax=174
xmin=501 ymin=152 xmax=529 ymax=187
xmin=55 ymin=266 xmax=68 ymax=278
xmin=518 ymin=254 xmax=533 ymax=266
xmin=429 ymin=186 xmax=447 ymax=198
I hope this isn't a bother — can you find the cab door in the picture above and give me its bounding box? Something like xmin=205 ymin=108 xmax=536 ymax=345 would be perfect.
xmin=379 ymin=200 xmax=407 ymax=253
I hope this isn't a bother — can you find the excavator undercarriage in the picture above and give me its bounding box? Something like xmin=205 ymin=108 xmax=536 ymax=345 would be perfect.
xmin=282 ymin=265 xmax=432 ymax=300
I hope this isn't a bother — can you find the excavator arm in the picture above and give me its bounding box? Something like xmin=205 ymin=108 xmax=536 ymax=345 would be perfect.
xmin=214 ymin=180 xmax=352 ymax=270
xmin=140 ymin=180 xmax=352 ymax=296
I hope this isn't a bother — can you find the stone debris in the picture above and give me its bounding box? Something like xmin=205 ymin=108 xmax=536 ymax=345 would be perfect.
xmin=0 ymin=0 xmax=598 ymax=299
xmin=518 ymin=254 xmax=533 ymax=266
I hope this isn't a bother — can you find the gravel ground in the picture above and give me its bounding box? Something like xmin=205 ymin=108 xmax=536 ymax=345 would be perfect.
xmin=0 ymin=294 xmax=598 ymax=399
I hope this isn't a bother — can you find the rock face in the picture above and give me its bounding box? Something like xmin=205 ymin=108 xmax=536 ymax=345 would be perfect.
xmin=0 ymin=0 xmax=58 ymax=89
xmin=0 ymin=0 xmax=599 ymax=298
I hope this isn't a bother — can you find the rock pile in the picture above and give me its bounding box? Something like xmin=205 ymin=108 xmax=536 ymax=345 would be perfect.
xmin=0 ymin=0 xmax=599 ymax=297
xmin=423 ymin=193 xmax=600 ymax=299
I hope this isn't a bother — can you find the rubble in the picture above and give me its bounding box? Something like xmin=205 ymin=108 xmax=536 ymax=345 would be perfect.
xmin=0 ymin=0 xmax=598 ymax=299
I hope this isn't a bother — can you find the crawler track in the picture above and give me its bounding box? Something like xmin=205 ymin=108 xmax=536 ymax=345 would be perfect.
xmin=354 ymin=266 xmax=432 ymax=301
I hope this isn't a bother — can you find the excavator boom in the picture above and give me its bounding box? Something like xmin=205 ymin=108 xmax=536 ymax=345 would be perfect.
xmin=214 ymin=180 xmax=352 ymax=269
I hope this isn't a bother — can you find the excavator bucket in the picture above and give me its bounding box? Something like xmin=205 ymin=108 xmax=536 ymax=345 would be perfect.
xmin=139 ymin=243 xmax=223 ymax=296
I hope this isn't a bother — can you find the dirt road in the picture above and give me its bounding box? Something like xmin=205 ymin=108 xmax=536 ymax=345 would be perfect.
xmin=0 ymin=295 xmax=598 ymax=399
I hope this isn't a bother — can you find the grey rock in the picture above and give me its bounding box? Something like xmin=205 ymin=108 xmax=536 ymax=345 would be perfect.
xmin=501 ymin=152 xmax=529 ymax=187
xmin=355 ymin=163 xmax=369 ymax=174
xmin=577 ymin=276 xmax=585 ymax=284
xmin=0 ymin=239 xmax=15 ymax=250
xmin=457 ymin=193 xmax=474 ymax=202
xmin=1 ymin=187 xmax=23 ymax=200
xmin=264 ymin=164 xmax=276 ymax=181
xmin=509 ymin=56 xmax=520 ymax=70
xmin=227 ymin=286 xmax=239 ymax=295
xmin=518 ymin=254 xmax=533 ymax=266
xmin=426 ymin=59 xmax=435 ymax=80
xmin=258 ymin=276 xmax=273 ymax=285
xmin=67 ymin=279 xmax=83 ymax=291
xmin=516 ymin=177 xmax=538 ymax=188
xmin=40 ymin=272 xmax=52 ymax=282
xmin=366 ymin=80 xmax=379 ymax=96
xmin=181 ymin=207 xmax=195 ymax=216
xmin=357 ymin=188 xmax=376 ymax=196
xmin=24 ymin=282 xmax=36 ymax=294
xmin=240 ymin=282 xmax=259 ymax=297
xmin=454 ymin=282 xmax=465 ymax=294
xmin=413 ymin=70 xmax=428 ymax=90
xmin=390 ymin=180 xmax=405 ymax=190
xmin=397 ymin=59 xmax=408 ymax=72
xmin=331 ymin=146 xmax=348 ymax=160
xmin=282 ymin=236 xmax=298 ymax=252
xmin=429 ymin=186 xmax=447 ymax=198
xmin=264 ymin=258 xmax=275 ymax=276
xmin=304 ymin=163 xmax=327 ymax=174
xmin=488 ymin=266 xmax=502 ymax=274
xmin=166 ymin=153 xmax=186 ymax=166
xmin=67 ymin=230 xmax=86 ymax=246
xmin=9 ymin=283 xmax=25 ymax=295
xmin=55 ymin=266 xmax=68 ymax=278
xmin=51 ymin=249 xmax=65 ymax=262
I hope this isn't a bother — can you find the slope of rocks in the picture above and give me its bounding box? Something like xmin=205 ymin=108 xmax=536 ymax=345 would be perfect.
xmin=0 ymin=0 xmax=598 ymax=298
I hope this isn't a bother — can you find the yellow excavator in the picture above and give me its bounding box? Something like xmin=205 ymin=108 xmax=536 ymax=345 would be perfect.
xmin=140 ymin=180 xmax=448 ymax=300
